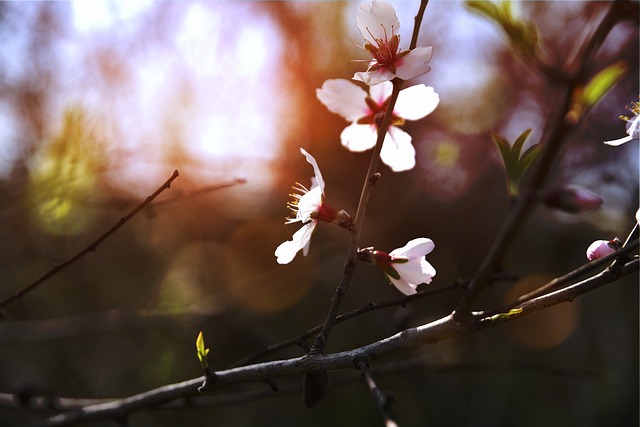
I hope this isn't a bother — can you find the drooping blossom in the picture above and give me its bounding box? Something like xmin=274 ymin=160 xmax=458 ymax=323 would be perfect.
xmin=543 ymin=186 xmax=603 ymax=214
xmin=275 ymin=148 xmax=351 ymax=264
xmin=353 ymin=0 xmax=433 ymax=86
xmin=367 ymin=237 xmax=436 ymax=295
xmin=316 ymin=79 xmax=439 ymax=172
xmin=586 ymin=238 xmax=621 ymax=261
xmin=604 ymin=99 xmax=640 ymax=146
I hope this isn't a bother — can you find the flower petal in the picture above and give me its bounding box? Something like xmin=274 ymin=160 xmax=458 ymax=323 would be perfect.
xmin=275 ymin=222 xmax=317 ymax=264
xmin=395 ymin=259 xmax=436 ymax=286
xmin=395 ymin=46 xmax=433 ymax=81
xmin=369 ymin=80 xmax=393 ymax=105
xmin=627 ymin=114 xmax=640 ymax=139
xmin=380 ymin=127 xmax=415 ymax=172
xmin=356 ymin=1 xmax=400 ymax=45
xmin=390 ymin=237 xmax=435 ymax=260
xmin=316 ymin=79 xmax=369 ymax=121
xmin=297 ymin=186 xmax=323 ymax=221
xmin=353 ymin=68 xmax=396 ymax=86
xmin=603 ymin=135 xmax=633 ymax=146
xmin=586 ymin=239 xmax=615 ymax=261
xmin=300 ymin=148 xmax=325 ymax=192
xmin=395 ymin=84 xmax=439 ymax=121
xmin=340 ymin=123 xmax=378 ymax=152
xmin=388 ymin=275 xmax=418 ymax=296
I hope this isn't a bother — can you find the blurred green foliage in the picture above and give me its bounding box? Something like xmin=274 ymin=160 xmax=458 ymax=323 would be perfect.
xmin=0 ymin=1 xmax=637 ymax=426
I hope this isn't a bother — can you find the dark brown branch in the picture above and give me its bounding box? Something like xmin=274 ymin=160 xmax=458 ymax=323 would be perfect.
xmin=355 ymin=358 xmax=398 ymax=427
xmin=19 ymin=259 xmax=637 ymax=427
xmin=454 ymin=2 xmax=623 ymax=321
xmin=0 ymin=170 xmax=180 ymax=311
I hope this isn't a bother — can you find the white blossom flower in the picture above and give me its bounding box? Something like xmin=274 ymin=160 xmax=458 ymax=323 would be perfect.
xmin=316 ymin=79 xmax=439 ymax=172
xmin=586 ymin=239 xmax=620 ymax=261
xmin=373 ymin=237 xmax=436 ymax=295
xmin=353 ymin=0 xmax=433 ymax=86
xmin=604 ymin=100 xmax=640 ymax=146
xmin=275 ymin=148 xmax=350 ymax=264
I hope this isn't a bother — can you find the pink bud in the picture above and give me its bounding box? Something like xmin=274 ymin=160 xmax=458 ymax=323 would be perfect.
xmin=543 ymin=186 xmax=603 ymax=214
xmin=586 ymin=238 xmax=621 ymax=261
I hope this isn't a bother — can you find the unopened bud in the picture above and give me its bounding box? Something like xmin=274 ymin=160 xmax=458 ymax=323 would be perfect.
xmin=543 ymin=186 xmax=603 ymax=214
xmin=334 ymin=209 xmax=353 ymax=231
xmin=586 ymin=238 xmax=621 ymax=261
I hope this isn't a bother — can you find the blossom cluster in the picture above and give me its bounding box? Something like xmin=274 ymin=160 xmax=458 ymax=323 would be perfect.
xmin=275 ymin=1 xmax=438 ymax=295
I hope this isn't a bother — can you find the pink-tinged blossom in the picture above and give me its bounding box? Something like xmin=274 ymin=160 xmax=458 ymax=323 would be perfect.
xmin=316 ymin=79 xmax=439 ymax=172
xmin=604 ymin=100 xmax=640 ymax=146
xmin=353 ymin=0 xmax=433 ymax=86
xmin=275 ymin=148 xmax=349 ymax=264
xmin=543 ymin=186 xmax=603 ymax=214
xmin=373 ymin=237 xmax=436 ymax=295
xmin=586 ymin=239 xmax=620 ymax=261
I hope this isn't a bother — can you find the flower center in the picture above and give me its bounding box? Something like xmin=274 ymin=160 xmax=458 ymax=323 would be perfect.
xmin=364 ymin=24 xmax=400 ymax=67
xmin=356 ymin=96 xmax=405 ymax=128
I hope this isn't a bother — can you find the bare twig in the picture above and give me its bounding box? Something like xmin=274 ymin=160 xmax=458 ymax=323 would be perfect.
xmin=18 ymin=258 xmax=637 ymax=427
xmin=0 ymin=170 xmax=180 ymax=311
xmin=454 ymin=2 xmax=623 ymax=321
xmin=355 ymin=358 xmax=398 ymax=427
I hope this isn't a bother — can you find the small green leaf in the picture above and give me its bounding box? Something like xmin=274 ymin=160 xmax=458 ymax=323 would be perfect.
xmin=196 ymin=331 xmax=210 ymax=367
xmin=491 ymin=129 xmax=539 ymax=196
xmin=486 ymin=307 xmax=523 ymax=322
xmin=512 ymin=128 xmax=532 ymax=157
xmin=517 ymin=144 xmax=542 ymax=175
xmin=491 ymin=131 xmax=515 ymax=173
xmin=464 ymin=1 xmax=500 ymax=20
xmin=583 ymin=62 xmax=627 ymax=107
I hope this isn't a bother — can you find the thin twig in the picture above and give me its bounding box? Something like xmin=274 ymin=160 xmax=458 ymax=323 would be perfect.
xmin=355 ymin=358 xmax=398 ymax=427
xmin=231 ymin=277 xmax=471 ymax=368
xmin=454 ymin=2 xmax=622 ymax=321
xmin=19 ymin=258 xmax=637 ymax=427
xmin=151 ymin=178 xmax=246 ymax=207
xmin=0 ymin=170 xmax=180 ymax=311
xmin=308 ymin=0 xmax=431 ymax=358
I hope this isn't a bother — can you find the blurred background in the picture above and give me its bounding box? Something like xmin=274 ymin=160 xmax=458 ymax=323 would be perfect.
xmin=0 ymin=1 xmax=637 ymax=426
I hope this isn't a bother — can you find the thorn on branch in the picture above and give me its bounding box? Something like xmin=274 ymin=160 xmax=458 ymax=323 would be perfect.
xmin=369 ymin=172 xmax=381 ymax=184
xmin=197 ymin=367 xmax=217 ymax=394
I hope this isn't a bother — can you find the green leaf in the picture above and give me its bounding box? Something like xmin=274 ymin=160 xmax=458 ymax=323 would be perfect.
xmin=491 ymin=131 xmax=515 ymax=173
xmin=196 ymin=331 xmax=209 ymax=366
xmin=518 ymin=144 xmax=542 ymax=174
xmin=464 ymin=1 xmax=500 ymax=20
xmin=512 ymin=128 xmax=532 ymax=158
xmin=491 ymin=129 xmax=540 ymax=196
xmin=582 ymin=62 xmax=627 ymax=107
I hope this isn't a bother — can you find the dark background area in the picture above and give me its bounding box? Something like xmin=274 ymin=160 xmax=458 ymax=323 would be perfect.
xmin=0 ymin=1 xmax=637 ymax=426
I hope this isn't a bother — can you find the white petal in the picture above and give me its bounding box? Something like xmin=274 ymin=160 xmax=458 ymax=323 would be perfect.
xmin=300 ymin=148 xmax=325 ymax=192
xmin=395 ymin=85 xmax=439 ymax=121
xmin=356 ymin=1 xmax=400 ymax=44
xmin=395 ymin=46 xmax=433 ymax=81
xmin=380 ymin=127 xmax=415 ymax=172
xmin=636 ymin=207 xmax=640 ymax=225
xmin=353 ymin=68 xmax=396 ymax=86
xmin=390 ymin=237 xmax=435 ymax=260
xmin=627 ymin=114 xmax=640 ymax=139
xmin=603 ymin=135 xmax=633 ymax=146
xmin=369 ymin=80 xmax=393 ymax=105
xmin=316 ymin=79 xmax=369 ymax=121
xmin=395 ymin=261 xmax=435 ymax=287
xmin=340 ymin=123 xmax=378 ymax=152
xmin=388 ymin=275 xmax=418 ymax=296
xmin=275 ymin=222 xmax=317 ymax=264
xmin=297 ymin=186 xmax=323 ymax=221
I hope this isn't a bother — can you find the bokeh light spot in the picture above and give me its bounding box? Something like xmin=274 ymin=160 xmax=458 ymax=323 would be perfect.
xmin=504 ymin=274 xmax=580 ymax=350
